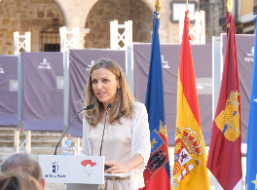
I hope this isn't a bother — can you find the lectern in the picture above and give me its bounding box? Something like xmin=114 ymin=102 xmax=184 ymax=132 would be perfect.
xmin=39 ymin=155 xmax=104 ymax=190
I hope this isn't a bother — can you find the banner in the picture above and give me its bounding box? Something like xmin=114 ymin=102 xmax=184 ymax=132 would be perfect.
xmin=69 ymin=49 xmax=126 ymax=137
xmin=133 ymin=43 xmax=212 ymax=145
xmin=172 ymin=10 xmax=210 ymax=189
xmin=207 ymin=13 xmax=242 ymax=190
xmin=22 ymin=52 xmax=64 ymax=131
xmin=222 ymin=34 xmax=255 ymax=143
xmin=0 ymin=55 xmax=18 ymax=127
xmin=142 ymin=11 xmax=171 ymax=190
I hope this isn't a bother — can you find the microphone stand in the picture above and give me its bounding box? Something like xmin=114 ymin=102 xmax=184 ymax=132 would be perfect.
xmin=54 ymin=105 xmax=93 ymax=155
xmin=99 ymin=103 xmax=112 ymax=156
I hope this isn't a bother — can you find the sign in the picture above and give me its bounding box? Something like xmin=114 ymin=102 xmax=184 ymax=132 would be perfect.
xmin=39 ymin=155 xmax=104 ymax=184
xmin=170 ymin=1 xmax=197 ymax=22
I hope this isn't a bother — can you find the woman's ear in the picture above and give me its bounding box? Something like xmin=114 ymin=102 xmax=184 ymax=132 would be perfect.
xmin=117 ymin=78 xmax=121 ymax=89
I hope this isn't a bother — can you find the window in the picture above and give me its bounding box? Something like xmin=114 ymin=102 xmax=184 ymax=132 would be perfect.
xmin=40 ymin=19 xmax=62 ymax=52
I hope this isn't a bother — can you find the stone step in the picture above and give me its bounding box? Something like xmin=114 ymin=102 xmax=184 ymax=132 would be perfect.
xmin=0 ymin=133 xmax=14 ymax=140
xmin=31 ymin=140 xmax=59 ymax=147
xmin=31 ymin=134 xmax=62 ymax=140
xmin=0 ymin=127 xmax=77 ymax=156
xmin=0 ymin=127 xmax=15 ymax=131
xmin=0 ymin=147 xmax=15 ymax=153
xmin=0 ymin=140 xmax=14 ymax=147
xmin=31 ymin=147 xmax=62 ymax=155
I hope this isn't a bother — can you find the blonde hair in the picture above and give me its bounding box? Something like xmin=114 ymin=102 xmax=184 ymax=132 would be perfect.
xmin=0 ymin=172 xmax=43 ymax=190
xmin=84 ymin=58 xmax=135 ymax=126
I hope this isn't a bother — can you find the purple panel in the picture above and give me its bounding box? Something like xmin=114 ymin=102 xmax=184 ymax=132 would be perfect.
xmin=22 ymin=52 xmax=64 ymax=131
xmin=0 ymin=56 xmax=18 ymax=127
xmin=133 ymin=43 xmax=212 ymax=145
xmin=222 ymin=34 xmax=255 ymax=143
xmin=69 ymin=49 xmax=126 ymax=137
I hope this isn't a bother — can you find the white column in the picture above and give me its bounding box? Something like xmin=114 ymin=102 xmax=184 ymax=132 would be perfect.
xmin=200 ymin=11 xmax=206 ymax=44
xmin=110 ymin=20 xmax=119 ymax=49
xmin=25 ymin=32 xmax=31 ymax=52
xmin=59 ymin=26 xmax=67 ymax=52
xmin=125 ymin=21 xmax=133 ymax=47
xmin=13 ymin=32 xmax=19 ymax=55
xmin=26 ymin=130 xmax=31 ymax=153
xmin=14 ymin=129 xmax=20 ymax=153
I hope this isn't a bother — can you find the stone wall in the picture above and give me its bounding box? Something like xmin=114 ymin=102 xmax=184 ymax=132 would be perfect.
xmin=202 ymin=0 xmax=223 ymax=44
xmin=85 ymin=0 xmax=153 ymax=49
xmin=130 ymin=0 xmax=153 ymax=43
xmin=0 ymin=0 xmax=65 ymax=54
xmin=0 ymin=0 xmax=220 ymax=54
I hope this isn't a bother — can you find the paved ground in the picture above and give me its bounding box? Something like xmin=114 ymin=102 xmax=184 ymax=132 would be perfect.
xmin=45 ymin=183 xmax=67 ymax=190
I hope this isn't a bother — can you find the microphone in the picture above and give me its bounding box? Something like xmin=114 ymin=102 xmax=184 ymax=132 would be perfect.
xmin=54 ymin=104 xmax=94 ymax=155
xmin=99 ymin=103 xmax=112 ymax=156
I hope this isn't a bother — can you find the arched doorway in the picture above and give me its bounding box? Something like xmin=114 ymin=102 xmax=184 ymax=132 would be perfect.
xmin=85 ymin=0 xmax=153 ymax=48
xmin=0 ymin=0 xmax=65 ymax=54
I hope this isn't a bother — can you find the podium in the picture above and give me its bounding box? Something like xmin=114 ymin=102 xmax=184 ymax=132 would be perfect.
xmin=39 ymin=155 xmax=104 ymax=190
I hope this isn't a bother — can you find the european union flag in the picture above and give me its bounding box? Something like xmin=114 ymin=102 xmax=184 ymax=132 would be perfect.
xmin=246 ymin=18 xmax=257 ymax=190
xmin=142 ymin=11 xmax=170 ymax=190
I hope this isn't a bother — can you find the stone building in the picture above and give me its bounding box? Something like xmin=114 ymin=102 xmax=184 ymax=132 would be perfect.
xmin=233 ymin=0 xmax=255 ymax=34
xmin=0 ymin=0 xmax=218 ymax=55
xmin=0 ymin=0 xmax=65 ymax=54
xmin=201 ymin=0 xmax=255 ymax=44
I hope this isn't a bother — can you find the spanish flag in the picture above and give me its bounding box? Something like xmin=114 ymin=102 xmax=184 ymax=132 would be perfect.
xmin=172 ymin=10 xmax=210 ymax=190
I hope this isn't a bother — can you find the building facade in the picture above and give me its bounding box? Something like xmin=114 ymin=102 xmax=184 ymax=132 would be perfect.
xmin=4 ymin=0 xmax=252 ymax=55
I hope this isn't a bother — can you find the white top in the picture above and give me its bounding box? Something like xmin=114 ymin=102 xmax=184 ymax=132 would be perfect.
xmin=90 ymin=117 xmax=132 ymax=190
xmin=89 ymin=117 xmax=132 ymax=163
xmin=80 ymin=102 xmax=151 ymax=189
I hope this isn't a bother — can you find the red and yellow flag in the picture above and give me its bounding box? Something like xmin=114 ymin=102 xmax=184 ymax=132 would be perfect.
xmin=172 ymin=10 xmax=210 ymax=190
xmin=207 ymin=12 xmax=242 ymax=190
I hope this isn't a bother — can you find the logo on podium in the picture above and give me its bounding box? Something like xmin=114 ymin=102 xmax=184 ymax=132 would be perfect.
xmin=81 ymin=160 xmax=96 ymax=177
xmin=52 ymin=162 xmax=59 ymax=173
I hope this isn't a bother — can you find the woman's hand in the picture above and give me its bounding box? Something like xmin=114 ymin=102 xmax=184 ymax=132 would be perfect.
xmin=105 ymin=161 xmax=130 ymax=174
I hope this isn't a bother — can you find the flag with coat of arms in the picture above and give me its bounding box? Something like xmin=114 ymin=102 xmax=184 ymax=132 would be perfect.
xmin=172 ymin=10 xmax=210 ymax=190
xmin=141 ymin=6 xmax=171 ymax=190
xmin=207 ymin=11 xmax=242 ymax=190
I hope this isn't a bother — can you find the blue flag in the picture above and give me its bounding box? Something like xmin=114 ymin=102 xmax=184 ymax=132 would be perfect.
xmin=142 ymin=11 xmax=170 ymax=190
xmin=246 ymin=18 xmax=257 ymax=190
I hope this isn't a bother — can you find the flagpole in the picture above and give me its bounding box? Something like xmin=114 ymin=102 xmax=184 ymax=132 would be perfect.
xmin=226 ymin=0 xmax=233 ymax=35
xmin=155 ymin=0 xmax=162 ymax=14
xmin=186 ymin=0 xmax=188 ymax=10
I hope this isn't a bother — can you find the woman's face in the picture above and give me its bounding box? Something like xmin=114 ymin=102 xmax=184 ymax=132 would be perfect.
xmin=91 ymin=67 xmax=120 ymax=107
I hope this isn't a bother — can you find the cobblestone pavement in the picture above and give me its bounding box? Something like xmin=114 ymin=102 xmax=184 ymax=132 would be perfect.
xmin=45 ymin=183 xmax=67 ymax=190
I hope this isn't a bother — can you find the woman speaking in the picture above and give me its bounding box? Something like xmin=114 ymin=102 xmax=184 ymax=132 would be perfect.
xmin=80 ymin=58 xmax=151 ymax=190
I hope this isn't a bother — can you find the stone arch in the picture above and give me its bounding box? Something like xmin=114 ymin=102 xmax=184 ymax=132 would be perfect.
xmin=52 ymin=0 xmax=67 ymax=26
xmin=138 ymin=0 xmax=155 ymax=13
xmin=0 ymin=0 xmax=65 ymax=54
xmin=85 ymin=0 xmax=153 ymax=48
